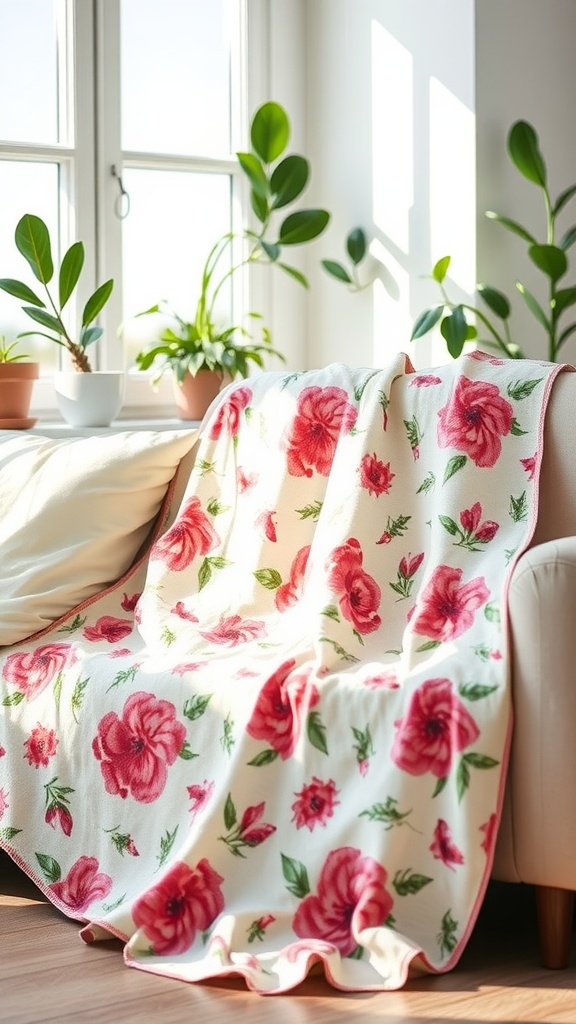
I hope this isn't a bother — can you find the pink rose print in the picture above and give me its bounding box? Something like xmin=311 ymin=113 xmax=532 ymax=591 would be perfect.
xmin=480 ymin=812 xmax=498 ymax=854
xmin=92 ymin=691 xmax=186 ymax=803
xmin=326 ymin=538 xmax=381 ymax=635
xmin=199 ymin=614 xmax=266 ymax=646
xmin=46 ymin=804 xmax=73 ymax=837
xmin=83 ymin=616 xmax=133 ymax=643
xmin=362 ymin=670 xmax=399 ymax=690
xmin=109 ymin=648 xmax=133 ymax=659
xmin=247 ymin=660 xmax=320 ymax=760
xmin=150 ymin=496 xmax=219 ymax=571
xmin=188 ymin=779 xmax=215 ymax=820
xmin=430 ymin=819 xmax=465 ymax=870
xmin=292 ymin=847 xmax=393 ymax=956
xmin=237 ymin=467 xmax=258 ymax=492
xmin=520 ymin=453 xmax=537 ymax=480
xmin=247 ymin=913 xmax=276 ymax=943
xmin=391 ymin=677 xmax=480 ymax=778
xmin=359 ymin=452 xmax=395 ymax=497
xmin=437 ymin=375 xmax=513 ymax=468
xmin=121 ymin=592 xmax=140 ymax=612
xmin=132 ymin=859 xmax=224 ymax=955
xmin=292 ymin=777 xmax=339 ymax=831
xmin=172 ymin=661 xmax=202 ymax=676
xmin=220 ymin=798 xmax=277 ymax=856
xmin=411 ymin=375 xmax=442 ymax=387
xmin=23 ymin=724 xmax=59 ymax=767
xmin=50 ymin=855 xmax=112 ymax=915
xmin=411 ymin=564 xmax=489 ymax=642
xmin=171 ymin=601 xmax=199 ymax=623
xmin=0 ymin=747 xmax=5 ymax=757
xmin=208 ymin=385 xmax=252 ymax=440
xmin=255 ymin=509 xmax=277 ymax=542
xmin=275 ymin=545 xmax=310 ymax=612
xmin=2 ymin=643 xmax=78 ymax=701
xmin=0 ymin=787 xmax=8 ymax=820
xmin=469 ymin=350 xmax=505 ymax=365
xmin=459 ymin=502 xmax=499 ymax=544
xmin=283 ymin=385 xmax=357 ymax=477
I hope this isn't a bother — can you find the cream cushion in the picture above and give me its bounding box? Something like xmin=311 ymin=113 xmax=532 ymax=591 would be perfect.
xmin=0 ymin=428 xmax=198 ymax=645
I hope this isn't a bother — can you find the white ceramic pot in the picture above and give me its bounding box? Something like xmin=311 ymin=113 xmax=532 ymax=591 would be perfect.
xmin=54 ymin=370 xmax=125 ymax=428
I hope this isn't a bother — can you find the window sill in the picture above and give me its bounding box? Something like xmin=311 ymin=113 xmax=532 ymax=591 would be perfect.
xmin=27 ymin=417 xmax=200 ymax=437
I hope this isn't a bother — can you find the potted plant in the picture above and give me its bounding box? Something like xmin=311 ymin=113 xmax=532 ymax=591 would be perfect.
xmin=410 ymin=120 xmax=576 ymax=363
xmin=0 ymin=336 xmax=40 ymax=428
xmin=134 ymin=100 xmax=331 ymax=419
xmin=0 ymin=215 xmax=121 ymax=426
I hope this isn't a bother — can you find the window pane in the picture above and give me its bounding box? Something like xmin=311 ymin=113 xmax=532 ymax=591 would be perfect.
xmin=121 ymin=168 xmax=234 ymax=367
xmin=0 ymin=0 xmax=59 ymax=144
xmin=0 ymin=161 xmax=60 ymax=370
xmin=120 ymin=0 xmax=234 ymax=155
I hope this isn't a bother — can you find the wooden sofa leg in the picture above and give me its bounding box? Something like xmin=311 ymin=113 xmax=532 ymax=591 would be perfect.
xmin=535 ymin=885 xmax=574 ymax=969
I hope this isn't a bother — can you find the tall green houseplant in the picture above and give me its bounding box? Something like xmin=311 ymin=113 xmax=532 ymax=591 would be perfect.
xmin=411 ymin=120 xmax=576 ymax=362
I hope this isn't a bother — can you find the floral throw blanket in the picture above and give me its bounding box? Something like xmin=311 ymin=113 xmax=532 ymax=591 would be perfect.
xmin=0 ymin=352 xmax=564 ymax=994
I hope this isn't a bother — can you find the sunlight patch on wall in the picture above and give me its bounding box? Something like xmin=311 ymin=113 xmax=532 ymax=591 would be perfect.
xmin=371 ymin=20 xmax=413 ymax=255
xmin=370 ymin=238 xmax=411 ymax=366
xmin=429 ymin=76 xmax=476 ymax=295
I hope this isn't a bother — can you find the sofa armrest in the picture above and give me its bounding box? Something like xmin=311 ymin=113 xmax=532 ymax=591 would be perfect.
xmin=493 ymin=538 xmax=576 ymax=888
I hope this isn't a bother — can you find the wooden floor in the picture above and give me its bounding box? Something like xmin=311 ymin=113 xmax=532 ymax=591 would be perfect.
xmin=2 ymin=850 xmax=576 ymax=1024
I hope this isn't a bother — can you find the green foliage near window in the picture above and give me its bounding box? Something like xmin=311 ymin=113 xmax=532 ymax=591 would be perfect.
xmin=411 ymin=120 xmax=576 ymax=362
xmin=322 ymin=227 xmax=371 ymax=291
xmin=0 ymin=336 xmax=30 ymax=363
xmin=0 ymin=214 xmax=114 ymax=372
xmin=135 ymin=100 xmax=332 ymax=382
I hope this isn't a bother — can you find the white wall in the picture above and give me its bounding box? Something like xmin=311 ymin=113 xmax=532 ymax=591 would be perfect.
xmin=300 ymin=0 xmax=576 ymax=370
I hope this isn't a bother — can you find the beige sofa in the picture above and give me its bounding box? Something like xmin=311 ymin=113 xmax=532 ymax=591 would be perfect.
xmin=492 ymin=368 xmax=576 ymax=968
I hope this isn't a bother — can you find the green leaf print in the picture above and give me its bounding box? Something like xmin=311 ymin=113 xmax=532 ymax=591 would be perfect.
xmin=354 ymin=370 xmax=380 ymax=401
xmin=221 ymin=713 xmax=235 ymax=755
xmin=178 ymin=740 xmax=199 ymax=760
xmin=416 ymin=472 xmax=436 ymax=495
xmin=183 ymin=693 xmax=212 ymax=721
xmin=247 ymin=748 xmax=279 ymax=767
xmin=510 ymin=417 xmax=529 ymax=436
xmin=509 ymin=491 xmax=528 ymax=522
xmin=432 ymin=776 xmax=448 ymax=798
xmin=393 ymin=869 xmax=433 ymax=896
xmin=322 ymin=604 xmax=340 ymax=622
xmin=459 ymin=682 xmax=499 ymax=701
xmin=224 ymin=793 xmax=237 ymax=831
xmin=2 ymin=692 xmax=25 ymax=707
xmin=437 ymin=909 xmax=458 ymax=957
xmin=359 ymin=796 xmax=417 ymax=831
xmin=161 ymin=625 xmax=177 ymax=646
xmin=484 ymin=602 xmax=501 ymax=623
xmin=206 ymin=498 xmax=231 ymax=516
xmin=106 ymin=664 xmax=139 ymax=693
xmin=198 ymin=555 xmax=232 ymax=591
xmin=439 ymin=514 xmax=460 ymax=536
xmin=507 ymin=377 xmax=543 ymax=401
xmin=307 ymin=710 xmax=328 ymax=755
xmin=415 ymin=640 xmax=442 ymax=653
xmin=281 ymin=853 xmax=311 ymax=899
xmin=71 ymin=676 xmax=89 ymax=723
xmin=156 ymin=826 xmax=179 ymax=871
xmin=254 ymin=567 xmax=283 ymax=590
xmin=35 ymin=852 xmax=61 ymax=884
xmin=0 ymin=827 xmax=22 ymax=841
xmin=57 ymin=613 xmax=87 ymax=634
xmin=443 ymin=455 xmax=467 ymax=484
xmin=295 ymin=500 xmax=323 ymax=521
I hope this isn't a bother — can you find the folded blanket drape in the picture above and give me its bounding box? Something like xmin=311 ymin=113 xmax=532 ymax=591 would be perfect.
xmin=0 ymin=352 xmax=564 ymax=993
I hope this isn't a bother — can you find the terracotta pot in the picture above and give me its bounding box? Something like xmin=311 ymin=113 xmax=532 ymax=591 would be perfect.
xmin=0 ymin=362 xmax=40 ymax=427
xmin=172 ymin=369 xmax=228 ymax=421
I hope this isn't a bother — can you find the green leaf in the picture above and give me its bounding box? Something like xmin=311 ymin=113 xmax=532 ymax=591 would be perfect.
xmin=507 ymin=377 xmax=543 ymax=400
xmin=456 ymin=758 xmax=471 ymax=801
xmin=15 ymin=213 xmax=54 ymax=284
xmin=198 ymin=558 xmax=212 ymax=591
xmin=278 ymin=262 xmax=309 ymax=288
xmin=459 ymin=682 xmax=499 ymax=701
xmin=247 ymin=748 xmax=279 ymax=767
xmin=223 ymin=792 xmax=236 ymax=831
xmin=183 ymin=693 xmax=212 ymax=721
xmin=2 ymin=691 xmax=25 ymax=707
xmin=485 ymin=211 xmax=536 ymax=245
xmin=510 ymin=417 xmax=528 ymax=436
xmin=0 ymin=277 xmax=45 ymax=307
xmin=322 ymin=259 xmax=352 ymax=284
xmin=35 ymin=852 xmax=61 ymax=884
xmin=432 ymin=776 xmax=448 ymax=798
xmin=59 ymin=241 xmax=84 ymax=308
xmin=478 ymin=284 xmax=511 ymax=319
xmin=254 ymin=567 xmax=282 ymax=590
xmin=554 ymin=183 xmax=576 ymax=216
xmin=439 ymin=514 xmax=459 ymax=536
xmin=432 ymin=255 xmax=451 ymax=283
xmin=560 ymin=225 xmax=576 ymax=251
xmin=21 ymin=306 xmax=65 ymax=336
xmin=346 ymin=227 xmax=367 ymax=265
xmin=307 ymin=710 xmax=328 ymax=755
xmin=251 ymin=101 xmax=289 ymax=163
xmin=393 ymin=869 xmax=433 ymax=896
xmin=415 ymin=640 xmax=442 ymax=653
xmin=528 ymin=244 xmax=567 ymax=283
xmin=80 ymin=326 xmax=103 ymax=349
xmin=82 ymin=278 xmax=114 ymax=327
xmin=178 ymin=740 xmax=199 ymax=760
xmin=278 ymin=209 xmax=330 ymax=245
xmin=509 ymin=491 xmax=528 ymax=522
xmin=236 ymin=152 xmax=269 ymax=197
xmin=516 ymin=282 xmax=550 ymax=329
xmin=251 ymin=189 xmax=269 ymax=223
xmin=463 ymin=752 xmax=500 ymax=769
xmin=554 ymin=287 xmax=576 ymax=315
xmin=410 ymin=305 xmax=444 ymax=341
xmin=281 ymin=853 xmax=310 ymax=899
xmin=270 ymin=154 xmax=309 ymax=209
xmin=507 ymin=120 xmax=547 ymax=188
xmin=0 ymin=827 xmax=22 ymax=841
xmin=259 ymin=240 xmax=280 ymax=262
xmin=440 ymin=306 xmax=468 ymax=358
xmin=443 ymin=454 xmax=467 ymax=484
xmin=322 ymin=604 xmax=340 ymax=622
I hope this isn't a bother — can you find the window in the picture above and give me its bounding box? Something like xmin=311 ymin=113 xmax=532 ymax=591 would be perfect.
xmin=0 ymin=0 xmax=257 ymax=416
